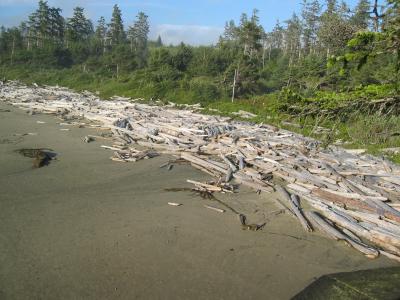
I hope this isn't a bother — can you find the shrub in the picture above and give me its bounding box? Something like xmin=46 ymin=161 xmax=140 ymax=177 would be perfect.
xmin=189 ymin=77 xmax=220 ymax=103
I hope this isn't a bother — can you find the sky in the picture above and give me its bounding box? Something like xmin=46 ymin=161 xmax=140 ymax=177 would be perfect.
xmin=0 ymin=0 xmax=362 ymax=45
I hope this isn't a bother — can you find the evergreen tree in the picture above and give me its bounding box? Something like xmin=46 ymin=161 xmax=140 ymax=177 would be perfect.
xmin=27 ymin=0 xmax=51 ymax=48
xmin=27 ymin=11 xmax=38 ymax=49
xmin=0 ymin=27 xmax=23 ymax=63
xmin=37 ymin=0 xmax=50 ymax=44
xmin=0 ymin=0 xmax=398 ymax=101
xmin=338 ymin=0 xmax=351 ymax=19
xmin=386 ymin=0 xmax=400 ymax=74
xmin=49 ymin=7 xmax=64 ymax=44
xmin=326 ymin=0 xmax=338 ymax=13
xmin=19 ymin=22 xmax=29 ymax=49
xmin=351 ymin=0 xmax=371 ymax=30
xmin=66 ymin=7 xmax=93 ymax=42
xmin=284 ymin=13 xmax=302 ymax=61
xmin=0 ymin=26 xmax=6 ymax=53
xmin=271 ymin=20 xmax=285 ymax=50
xmin=95 ymin=16 xmax=108 ymax=53
xmin=171 ymin=43 xmax=193 ymax=71
xmin=223 ymin=20 xmax=237 ymax=41
xmin=318 ymin=0 xmax=355 ymax=55
xmin=237 ymin=9 xmax=264 ymax=58
xmin=301 ymin=0 xmax=321 ymax=55
xmin=127 ymin=12 xmax=150 ymax=67
xmin=155 ymin=35 xmax=163 ymax=47
xmin=108 ymin=5 xmax=125 ymax=45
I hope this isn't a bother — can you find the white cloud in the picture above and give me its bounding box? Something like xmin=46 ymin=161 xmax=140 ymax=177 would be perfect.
xmin=151 ymin=24 xmax=223 ymax=46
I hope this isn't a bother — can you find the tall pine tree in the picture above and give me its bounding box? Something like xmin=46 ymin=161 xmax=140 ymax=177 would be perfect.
xmin=66 ymin=7 xmax=93 ymax=43
xmin=351 ymin=0 xmax=371 ymax=30
xmin=301 ymin=0 xmax=321 ymax=55
xmin=127 ymin=12 xmax=150 ymax=67
xmin=95 ymin=16 xmax=108 ymax=53
xmin=108 ymin=5 xmax=125 ymax=45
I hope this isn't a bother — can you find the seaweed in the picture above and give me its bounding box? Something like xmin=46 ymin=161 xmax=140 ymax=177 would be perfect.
xmin=164 ymin=187 xmax=216 ymax=200
xmin=15 ymin=148 xmax=57 ymax=168
xmin=165 ymin=187 xmax=265 ymax=231
xmin=239 ymin=214 xmax=266 ymax=232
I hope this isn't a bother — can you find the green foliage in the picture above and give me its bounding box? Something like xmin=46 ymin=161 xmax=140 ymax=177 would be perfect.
xmin=346 ymin=114 xmax=400 ymax=146
xmin=109 ymin=4 xmax=125 ymax=45
xmin=278 ymin=88 xmax=305 ymax=106
xmin=127 ymin=12 xmax=150 ymax=67
xmin=52 ymin=47 xmax=73 ymax=67
xmin=1 ymin=0 xmax=400 ymax=163
xmin=276 ymin=84 xmax=396 ymax=116
xmin=66 ymin=7 xmax=93 ymax=42
xmin=171 ymin=43 xmax=193 ymax=71
xmin=189 ymin=77 xmax=221 ymax=103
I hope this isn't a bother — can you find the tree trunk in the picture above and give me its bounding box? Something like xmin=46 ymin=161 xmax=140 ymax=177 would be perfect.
xmin=262 ymin=42 xmax=266 ymax=68
xmin=372 ymin=0 xmax=380 ymax=32
xmin=11 ymin=37 xmax=15 ymax=65
xmin=232 ymin=69 xmax=237 ymax=102
xmin=268 ymin=45 xmax=272 ymax=61
xmin=27 ymin=32 xmax=31 ymax=50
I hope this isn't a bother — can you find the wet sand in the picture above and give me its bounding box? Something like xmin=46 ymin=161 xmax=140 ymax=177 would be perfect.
xmin=0 ymin=102 xmax=396 ymax=299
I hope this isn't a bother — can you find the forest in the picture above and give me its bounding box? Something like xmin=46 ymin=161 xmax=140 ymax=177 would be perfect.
xmin=0 ymin=0 xmax=399 ymax=161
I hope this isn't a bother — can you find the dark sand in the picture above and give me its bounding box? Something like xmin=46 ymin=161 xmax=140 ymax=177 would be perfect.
xmin=0 ymin=102 xmax=397 ymax=299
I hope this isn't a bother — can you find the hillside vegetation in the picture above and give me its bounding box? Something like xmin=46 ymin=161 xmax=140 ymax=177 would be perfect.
xmin=0 ymin=0 xmax=399 ymax=161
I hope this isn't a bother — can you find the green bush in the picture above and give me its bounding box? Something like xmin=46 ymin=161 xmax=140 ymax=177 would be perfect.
xmin=189 ymin=77 xmax=220 ymax=103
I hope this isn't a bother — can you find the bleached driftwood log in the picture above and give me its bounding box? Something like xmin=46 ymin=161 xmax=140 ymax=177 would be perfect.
xmin=305 ymin=211 xmax=379 ymax=258
xmin=276 ymin=185 xmax=313 ymax=232
xmin=2 ymin=81 xmax=400 ymax=262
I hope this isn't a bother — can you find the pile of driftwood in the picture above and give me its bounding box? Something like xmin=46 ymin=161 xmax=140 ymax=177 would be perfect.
xmin=1 ymin=80 xmax=400 ymax=263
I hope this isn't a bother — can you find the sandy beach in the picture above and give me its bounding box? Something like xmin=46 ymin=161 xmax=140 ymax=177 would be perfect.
xmin=0 ymin=101 xmax=397 ymax=300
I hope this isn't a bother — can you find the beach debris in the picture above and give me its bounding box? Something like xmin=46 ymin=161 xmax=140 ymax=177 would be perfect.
xmin=110 ymin=148 xmax=159 ymax=162
xmin=381 ymin=147 xmax=400 ymax=155
xmin=343 ymin=149 xmax=367 ymax=155
xmin=204 ymin=205 xmax=225 ymax=213
xmin=165 ymin=187 xmax=216 ymax=200
xmin=84 ymin=136 xmax=94 ymax=143
xmin=187 ymin=179 xmax=235 ymax=193
xmin=16 ymin=148 xmax=56 ymax=168
xmin=2 ymin=81 xmax=400 ymax=262
xmin=0 ymin=108 xmax=10 ymax=112
xmin=160 ymin=158 xmax=189 ymax=170
xmin=276 ymin=185 xmax=313 ymax=232
xmin=168 ymin=202 xmax=182 ymax=206
xmin=231 ymin=110 xmax=257 ymax=119
xmin=305 ymin=211 xmax=379 ymax=258
xmin=193 ymin=188 xmax=215 ymax=200
xmin=36 ymin=121 xmax=46 ymax=124
xmin=87 ymin=134 xmax=111 ymax=140
xmin=239 ymin=214 xmax=265 ymax=231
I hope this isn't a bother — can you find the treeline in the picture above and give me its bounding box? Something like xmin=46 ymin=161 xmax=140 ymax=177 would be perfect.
xmin=0 ymin=0 xmax=399 ymax=103
xmin=0 ymin=1 xmax=150 ymax=69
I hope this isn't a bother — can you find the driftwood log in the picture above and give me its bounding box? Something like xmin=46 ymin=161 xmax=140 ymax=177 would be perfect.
xmin=2 ymin=81 xmax=400 ymax=263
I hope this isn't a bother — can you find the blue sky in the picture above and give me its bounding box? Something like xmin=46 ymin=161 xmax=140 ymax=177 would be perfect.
xmin=0 ymin=0 xmax=361 ymax=45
